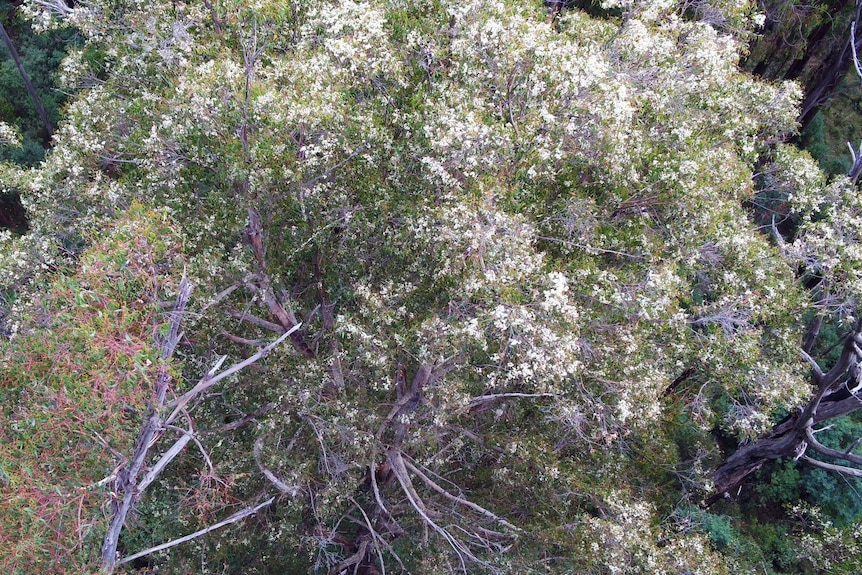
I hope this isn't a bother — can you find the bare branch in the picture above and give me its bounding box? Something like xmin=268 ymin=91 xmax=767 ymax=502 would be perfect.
xmin=387 ymin=449 xmax=437 ymax=519
xmin=805 ymin=425 xmax=862 ymax=466
xmin=847 ymin=435 xmax=862 ymax=455
xmin=0 ymin=21 xmax=53 ymax=137
xmin=369 ymin=458 xmax=398 ymax=529
xmin=852 ymin=18 xmax=862 ymax=81
xmin=402 ymin=457 xmax=522 ymax=533
xmin=387 ymin=449 xmax=475 ymax=570
xmin=201 ymin=284 xmax=238 ymax=312
xmin=800 ymin=349 xmax=824 ymax=384
xmin=800 ymin=455 xmax=862 ymax=478
xmin=157 ymin=278 xmax=192 ymax=362
xmin=101 ymin=286 xmax=294 ymax=572
xmin=222 ymin=330 xmax=267 ymax=346
xmin=164 ymin=325 xmax=298 ymax=424
xmin=201 ymin=0 xmax=223 ymax=34
xmin=101 ymin=281 xmax=191 ymax=571
xmin=33 ymin=0 xmax=74 ymax=16
xmin=254 ymin=435 xmax=302 ymax=496
xmin=227 ymin=308 xmax=285 ymax=333
xmin=116 ymin=497 xmax=276 ymax=567
xmin=137 ymin=433 xmax=193 ymax=494
xmin=214 ymin=402 xmax=276 ymax=433
xmin=327 ymin=540 xmax=370 ymax=575
xmin=347 ymin=497 xmax=401 ymax=575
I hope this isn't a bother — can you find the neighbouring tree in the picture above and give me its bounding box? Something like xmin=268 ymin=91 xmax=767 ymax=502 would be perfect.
xmin=0 ymin=18 xmax=52 ymax=138
xmin=3 ymin=0 xmax=862 ymax=573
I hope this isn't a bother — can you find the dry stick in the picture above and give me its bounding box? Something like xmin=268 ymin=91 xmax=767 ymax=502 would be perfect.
xmin=401 ymin=458 xmax=522 ymax=533
xmin=201 ymin=284 xmax=238 ymax=312
xmin=33 ymin=0 xmax=74 ymax=16
xmin=227 ymin=308 xmax=285 ymax=333
xmin=254 ymin=434 xmax=302 ymax=496
xmin=164 ymin=325 xmax=298 ymax=425
xmin=116 ymin=497 xmax=276 ymax=567
xmin=201 ymin=0 xmax=223 ymax=34
xmin=801 ymin=455 xmax=862 ymax=478
xmin=167 ymin=423 xmax=215 ymax=473
xmin=805 ymin=425 xmax=862 ymax=466
xmin=215 ymin=402 xmax=275 ymax=433
xmin=327 ymin=540 xmax=370 ymax=575
xmin=222 ymin=330 xmax=267 ymax=346
xmin=0 ymin=20 xmax=52 ymax=137
xmin=103 ymin=310 xmax=292 ymax=571
xmin=387 ymin=450 xmax=474 ymax=570
xmin=136 ymin=433 xmax=193 ymax=494
xmin=347 ymin=503 xmax=388 ymax=575
xmin=370 ymin=462 xmax=393 ymax=518
xmin=100 ymin=280 xmax=191 ymax=571
xmin=347 ymin=497 xmax=409 ymax=574
xmin=244 ymin=208 xmax=316 ymax=358
xmin=799 ymin=349 xmax=825 ymax=384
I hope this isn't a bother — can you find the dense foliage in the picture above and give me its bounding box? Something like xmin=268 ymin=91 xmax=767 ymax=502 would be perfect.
xmin=3 ymin=0 xmax=862 ymax=573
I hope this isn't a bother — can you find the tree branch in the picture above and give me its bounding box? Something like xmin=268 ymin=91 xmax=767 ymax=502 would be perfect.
xmin=804 ymin=425 xmax=862 ymax=466
xmin=254 ymin=434 xmax=302 ymax=496
xmin=164 ymin=325 xmax=298 ymax=424
xmin=227 ymin=307 xmax=285 ymax=333
xmin=100 ymin=280 xmax=191 ymax=572
xmin=800 ymin=455 xmax=862 ymax=478
xmin=402 ymin=457 xmax=522 ymax=533
xmin=116 ymin=497 xmax=276 ymax=567
xmin=0 ymin=20 xmax=53 ymax=137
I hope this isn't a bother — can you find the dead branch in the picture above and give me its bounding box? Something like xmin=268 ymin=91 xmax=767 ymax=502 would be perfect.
xmin=164 ymin=325 xmax=298 ymax=425
xmin=136 ymin=432 xmax=192 ymax=494
xmin=804 ymin=425 xmax=862 ymax=466
xmin=799 ymin=349 xmax=825 ymax=384
xmin=387 ymin=448 xmax=477 ymax=570
xmin=402 ymin=458 xmax=522 ymax=533
xmin=214 ymin=402 xmax=276 ymax=433
xmin=244 ymin=207 xmax=317 ymax=358
xmin=346 ymin=527 xmax=385 ymax=575
xmin=800 ymin=455 xmax=862 ymax=477
xmin=201 ymin=0 xmax=223 ymax=34
xmin=387 ymin=449 xmax=438 ymax=519
xmin=375 ymin=361 xmax=457 ymax=445
xmin=254 ymin=434 xmax=302 ymax=496
xmin=347 ymin=497 xmax=406 ymax=573
xmin=100 ymin=288 xmax=293 ymax=572
xmin=116 ymin=497 xmax=276 ymax=567
xmin=100 ymin=280 xmax=191 ymax=572
xmin=222 ymin=330 xmax=267 ymax=346
xmin=227 ymin=308 xmax=285 ymax=333
xmin=711 ymin=320 xmax=862 ymax=502
xmin=327 ymin=539 xmax=371 ymax=575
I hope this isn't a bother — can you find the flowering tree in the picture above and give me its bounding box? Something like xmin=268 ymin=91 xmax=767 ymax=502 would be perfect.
xmin=2 ymin=0 xmax=862 ymax=572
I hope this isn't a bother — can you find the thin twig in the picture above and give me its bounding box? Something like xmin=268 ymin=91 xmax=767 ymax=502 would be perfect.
xmin=469 ymin=392 xmax=557 ymax=407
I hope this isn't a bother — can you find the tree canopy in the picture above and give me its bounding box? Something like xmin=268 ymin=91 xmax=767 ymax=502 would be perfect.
xmin=3 ymin=0 xmax=862 ymax=573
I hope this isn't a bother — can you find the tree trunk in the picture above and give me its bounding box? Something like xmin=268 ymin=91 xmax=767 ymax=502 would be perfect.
xmin=0 ymin=19 xmax=53 ymax=138
xmin=710 ymin=322 xmax=862 ymax=503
